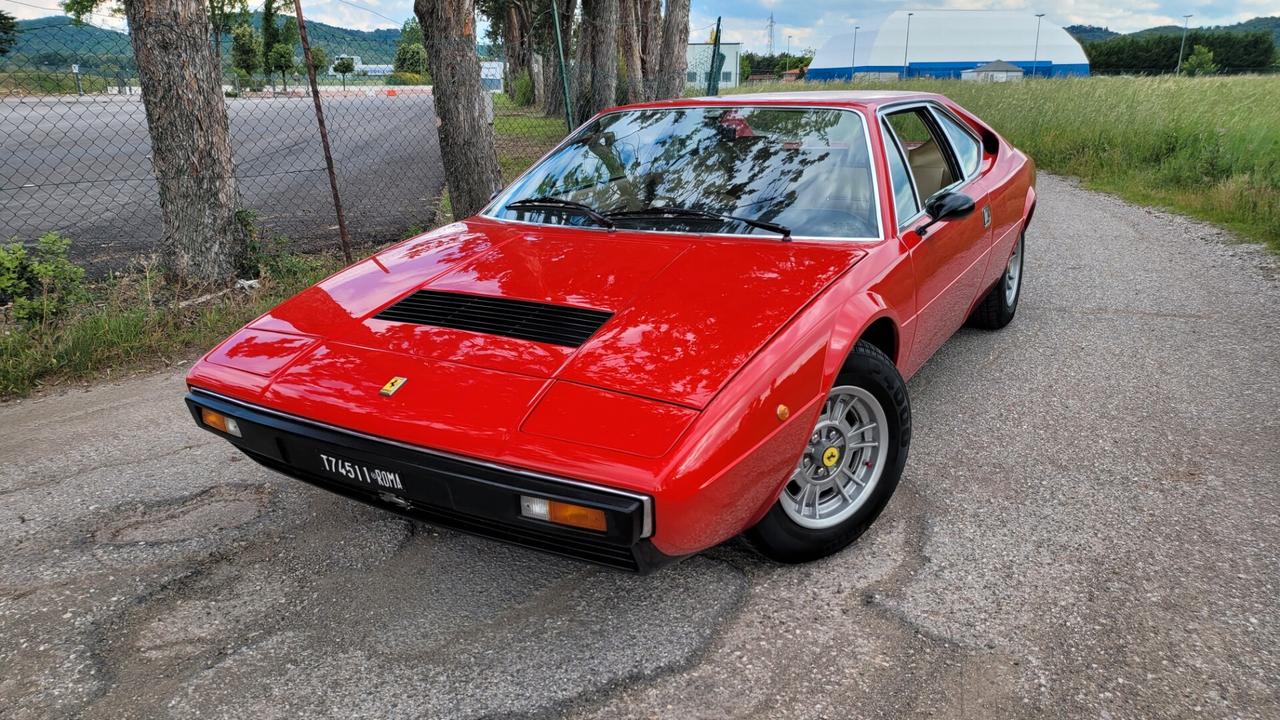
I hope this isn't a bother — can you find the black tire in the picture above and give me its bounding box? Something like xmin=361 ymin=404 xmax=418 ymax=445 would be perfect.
xmin=744 ymin=340 xmax=911 ymax=563
xmin=969 ymin=232 xmax=1025 ymax=330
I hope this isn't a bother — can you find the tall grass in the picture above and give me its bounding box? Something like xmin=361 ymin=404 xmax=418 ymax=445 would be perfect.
xmin=735 ymin=76 xmax=1280 ymax=252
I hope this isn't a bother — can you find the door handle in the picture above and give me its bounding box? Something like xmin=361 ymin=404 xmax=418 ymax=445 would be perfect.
xmin=982 ymin=206 xmax=991 ymax=228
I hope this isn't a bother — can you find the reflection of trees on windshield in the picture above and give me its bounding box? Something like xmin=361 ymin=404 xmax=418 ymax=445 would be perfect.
xmin=498 ymin=107 xmax=878 ymax=238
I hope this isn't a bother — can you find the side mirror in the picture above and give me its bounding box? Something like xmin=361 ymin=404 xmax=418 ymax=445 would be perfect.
xmin=916 ymin=191 xmax=976 ymax=237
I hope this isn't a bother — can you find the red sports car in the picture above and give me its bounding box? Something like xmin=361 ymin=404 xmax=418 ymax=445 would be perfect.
xmin=186 ymin=91 xmax=1034 ymax=572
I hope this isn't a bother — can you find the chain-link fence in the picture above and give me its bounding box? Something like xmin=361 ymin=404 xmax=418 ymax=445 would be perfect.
xmin=1 ymin=13 xmax=572 ymax=276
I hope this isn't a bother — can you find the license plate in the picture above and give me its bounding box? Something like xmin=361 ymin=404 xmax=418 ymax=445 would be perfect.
xmin=318 ymin=452 xmax=405 ymax=491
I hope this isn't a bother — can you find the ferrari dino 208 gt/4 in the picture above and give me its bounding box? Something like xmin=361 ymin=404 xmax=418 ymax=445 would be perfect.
xmin=187 ymin=91 xmax=1035 ymax=572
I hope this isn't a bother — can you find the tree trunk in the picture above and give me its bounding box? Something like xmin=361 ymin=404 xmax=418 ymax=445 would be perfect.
xmin=124 ymin=0 xmax=244 ymax=283
xmin=502 ymin=1 xmax=530 ymax=95
xmin=414 ymin=0 xmax=502 ymax=220
xmin=572 ymin=0 xmax=618 ymax=124
xmin=653 ymin=0 xmax=690 ymax=100
xmin=617 ymin=0 xmax=643 ymax=104
xmin=639 ymin=0 xmax=661 ymax=99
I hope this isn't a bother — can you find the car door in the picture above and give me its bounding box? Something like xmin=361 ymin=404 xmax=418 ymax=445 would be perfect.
xmin=881 ymin=104 xmax=994 ymax=376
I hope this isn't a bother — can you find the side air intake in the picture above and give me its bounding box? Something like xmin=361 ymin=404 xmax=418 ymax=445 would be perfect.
xmin=374 ymin=290 xmax=613 ymax=347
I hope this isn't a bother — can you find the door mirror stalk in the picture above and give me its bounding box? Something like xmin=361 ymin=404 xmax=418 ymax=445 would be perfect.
xmin=916 ymin=191 xmax=976 ymax=237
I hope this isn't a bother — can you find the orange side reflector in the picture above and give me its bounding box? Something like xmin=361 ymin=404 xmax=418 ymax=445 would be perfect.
xmin=547 ymin=501 xmax=608 ymax=532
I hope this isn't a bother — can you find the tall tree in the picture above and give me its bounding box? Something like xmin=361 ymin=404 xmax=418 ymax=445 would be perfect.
xmin=230 ymin=22 xmax=261 ymax=77
xmin=537 ymin=0 xmax=575 ymax=118
xmin=0 ymin=10 xmax=17 ymax=57
xmin=652 ymin=0 xmax=689 ymax=100
xmin=206 ymin=0 xmax=247 ymax=65
xmin=260 ymin=0 xmax=280 ymax=71
xmin=413 ymin=0 xmax=502 ymax=220
xmin=572 ymin=0 xmax=618 ymax=123
xmin=399 ymin=17 xmax=424 ymax=48
xmin=64 ymin=0 xmax=246 ymax=282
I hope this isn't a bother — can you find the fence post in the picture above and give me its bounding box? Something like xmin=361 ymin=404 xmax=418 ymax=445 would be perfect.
xmin=550 ymin=0 xmax=574 ymax=132
xmin=706 ymin=16 xmax=722 ymax=96
xmin=292 ymin=0 xmax=353 ymax=264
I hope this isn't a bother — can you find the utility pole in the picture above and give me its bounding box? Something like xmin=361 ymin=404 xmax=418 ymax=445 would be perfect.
xmin=851 ymin=24 xmax=860 ymax=81
xmin=293 ymin=0 xmax=352 ymax=263
xmin=786 ymin=34 xmax=792 ymax=72
xmin=1032 ymin=13 xmax=1045 ymax=78
xmin=902 ymin=12 xmax=914 ymax=79
xmin=550 ymin=0 xmax=572 ymax=131
xmin=1176 ymin=14 xmax=1193 ymax=74
xmin=767 ymin=13 xmax=775 ymax=55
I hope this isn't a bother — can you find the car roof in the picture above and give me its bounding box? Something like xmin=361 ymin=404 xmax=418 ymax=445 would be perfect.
xmin=614 ymin=90 xmax=943 ymax=113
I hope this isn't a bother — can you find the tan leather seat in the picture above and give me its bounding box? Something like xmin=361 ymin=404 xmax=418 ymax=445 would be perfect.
xmin=908 ymin=140 xmax=953 ymax=200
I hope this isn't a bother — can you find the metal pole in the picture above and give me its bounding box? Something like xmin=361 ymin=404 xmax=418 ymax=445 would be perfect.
xmin=850 ymin=25 xmax=860 ymax=81
xmin=1032 ymin=13 xmax=1044 ymax=78
xmin=1176 ymin=14 xmax=1192 ymax=74
xmin=292 ymin=0 xmax=353 ymax=264
xmin=706 ymin=17 xmax=723 ymax=95
xmin=786 ymin=35 xmax=792 ymax=72
xmin=902 ymin=12 xmax=913 ymax=79
xmin=551 ymin=0 xmax=574 ymax=131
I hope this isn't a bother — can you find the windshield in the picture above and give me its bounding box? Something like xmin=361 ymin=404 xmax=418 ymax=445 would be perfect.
xmin=488 ymin=106 xmax=880 ymax=239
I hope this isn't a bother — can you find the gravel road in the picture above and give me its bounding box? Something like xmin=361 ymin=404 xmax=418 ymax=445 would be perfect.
xmin=0 ymin=94 xmax=445 ymax=271
xmin=1 ymin=174 xmax=1277 ymax=719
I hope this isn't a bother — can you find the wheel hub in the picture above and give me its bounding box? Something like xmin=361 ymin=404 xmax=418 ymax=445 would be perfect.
xmin=782 ymin=385 xmax=890 ymax=530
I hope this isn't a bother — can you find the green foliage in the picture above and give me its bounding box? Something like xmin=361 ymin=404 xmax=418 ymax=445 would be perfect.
xmin=1182 ymin=45 xmax=1219 ymax=75
xmin=307 ymin=46 xmax=328 ymax=74
xmin=385 ymin=71 xmax=425 ymax=86
xmin=399 ymin=17 xmax=424 ymax=49
xmin=333 ymin=56 xmax=355 ymax=76
xmin=0 ymin=9 xmax=17 ymax=57
xmin=208 ymin=0 xmax=249 ymax=39
xmin=1086 ymin=30 xmax=1274 ymax=73
xmin=230 ymin=23 xmax=261 ymax=76
xmin=511 ymin=69 xmax=535 ymax=106
xmin=741 ymin=51 xmax=814 ymax=79
xmin=281 ymin=16 xmax=299 ymax=49
xmin=260 ymin=0 xmax=281 ymax=70
xmin=0 ymin=233 xmax=87 ymax=329
xmin=267 ymin=42 xmax=294 ymax=83
xmin=393 ymin=42 xmax=428 ymax=75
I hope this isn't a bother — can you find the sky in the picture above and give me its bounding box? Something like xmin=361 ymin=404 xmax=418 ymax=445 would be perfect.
xmin=3 ymin=0 xmax=1278 ymax=53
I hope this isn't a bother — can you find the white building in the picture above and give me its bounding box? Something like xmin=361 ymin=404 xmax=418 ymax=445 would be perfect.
xmin=961 ymin=60 xmax=1025 ymax=82
xmin=686 ymin=42 xmax=742 ymax=89
xmin=808 ymin=10 xmax=1089 ymax=80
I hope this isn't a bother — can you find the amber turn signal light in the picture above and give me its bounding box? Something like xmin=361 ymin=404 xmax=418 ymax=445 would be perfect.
xmin=200 ymin=408 xmax=242 ymax=437
xmin=519 ymin=496 xmax=608 ymax=532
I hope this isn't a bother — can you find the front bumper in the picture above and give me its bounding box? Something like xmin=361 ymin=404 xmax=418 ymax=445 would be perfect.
xmin=185 ymin=389 xmax=676 ymax=573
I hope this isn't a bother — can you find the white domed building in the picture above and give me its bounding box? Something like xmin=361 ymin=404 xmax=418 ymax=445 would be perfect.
xmin=807 ymin=10 xmax=1089 ymax=81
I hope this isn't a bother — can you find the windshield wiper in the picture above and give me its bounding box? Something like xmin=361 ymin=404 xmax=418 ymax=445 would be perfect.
xmin=505 ymin=197 xmax=614 ymax=229
xmin=607 ymin=205 xmax=791 ymax=240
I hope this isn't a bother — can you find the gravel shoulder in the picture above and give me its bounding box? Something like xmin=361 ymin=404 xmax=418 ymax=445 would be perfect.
xmin=1 ymin=174 xmax=1277 ymax=719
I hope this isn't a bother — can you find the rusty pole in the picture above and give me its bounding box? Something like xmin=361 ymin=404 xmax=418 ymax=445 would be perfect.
xmin=292 ymin=0 xmax=353 ymax=263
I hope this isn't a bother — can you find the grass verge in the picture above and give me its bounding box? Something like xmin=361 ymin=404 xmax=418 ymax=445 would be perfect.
xmin=731 ymin=75 xmax=1280 ymax=253
xmin=0 ymin=252 xmax=346 ymax=400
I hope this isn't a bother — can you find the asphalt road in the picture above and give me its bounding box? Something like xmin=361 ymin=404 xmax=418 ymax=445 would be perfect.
xmin=2 ymin=174 xmax=1278 ymax=719
xmin=0 ymin=94 xmax=445 ymax=271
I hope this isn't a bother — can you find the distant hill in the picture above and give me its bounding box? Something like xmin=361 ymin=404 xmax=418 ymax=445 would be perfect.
xmin=6 ymin=14 xmax=405 ymax=69
xmin=12 ymin=16 xmax=132 ymax=59
xmin=1065 ymin=25 xmax=1119 ymax=43
xmin=1130 ymin=16 xmax=1280 ymax=46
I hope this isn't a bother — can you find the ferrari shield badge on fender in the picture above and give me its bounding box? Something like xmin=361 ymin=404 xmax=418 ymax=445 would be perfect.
xmin=379 ymin=376 xmax=407 ymax=397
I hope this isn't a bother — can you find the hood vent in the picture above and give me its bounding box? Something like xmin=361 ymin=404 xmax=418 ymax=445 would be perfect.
xmin=374 ymin=290 xmax=613 ymax=347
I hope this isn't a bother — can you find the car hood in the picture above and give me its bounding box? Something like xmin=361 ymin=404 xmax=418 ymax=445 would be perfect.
xmin=234 ymin=217 xmax=864 ymax=410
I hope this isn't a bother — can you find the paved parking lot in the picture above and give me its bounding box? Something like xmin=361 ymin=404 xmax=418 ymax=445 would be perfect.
xmin=0 ymin=95 xmax=445 ymax=271
xmin=1 ymin=174 xmax=1277 ymax=719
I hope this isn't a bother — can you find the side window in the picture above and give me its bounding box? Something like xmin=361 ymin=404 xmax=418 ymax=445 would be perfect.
xmin=934 ymin=110 xmax=981 ymax=178
xmin=884 ymin=108 xmax=958 ymax=202
xmin=882 ymin=121 xmax=920 ymax=225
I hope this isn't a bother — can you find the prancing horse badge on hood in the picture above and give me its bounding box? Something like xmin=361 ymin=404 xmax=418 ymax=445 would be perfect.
xmin=379 ymin=376 xmax=407 ymax=397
